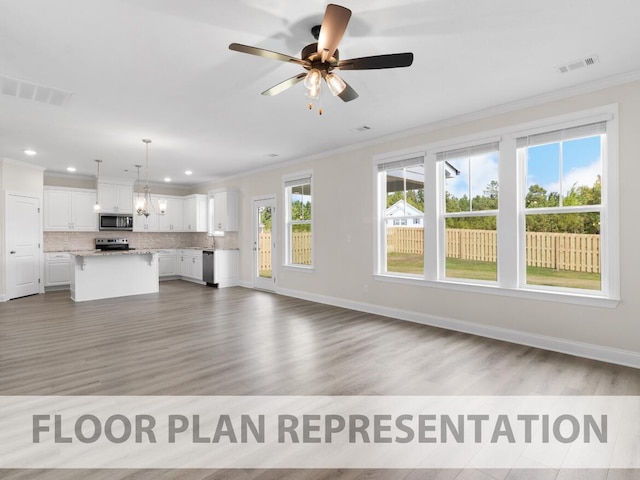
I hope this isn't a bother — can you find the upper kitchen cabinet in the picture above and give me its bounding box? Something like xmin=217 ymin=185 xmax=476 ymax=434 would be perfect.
xmin=98 ymin=181 xmax=133 ymax=213
xmin=212 ymin=190 xmax=238 ymax=233
xmin=44 ymin=187 xmax=98 ymax=231
xmin=155 ymin=195 xmax=183 ymax=232
xmin=183 ymin=194 xmax=208 ymax=232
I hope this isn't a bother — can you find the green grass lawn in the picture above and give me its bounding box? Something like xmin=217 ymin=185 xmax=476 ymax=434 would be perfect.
xmin=387 ymin=253 xmax=601 ymax=289
xmin=526 ymin=266 xmax=600 ymax=290
xmin=259 ymin=270 xmax=272 ymax=278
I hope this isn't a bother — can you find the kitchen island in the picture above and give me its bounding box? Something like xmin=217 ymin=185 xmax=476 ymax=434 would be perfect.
xmin=69 ymin=250 xmax=159 ymax=302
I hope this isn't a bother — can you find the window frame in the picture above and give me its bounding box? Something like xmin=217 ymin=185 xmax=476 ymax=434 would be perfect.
xmin=437 ymin=142 xmax=500 ymax=284
xmin=375 ymin=152 xmax=426 ymax=278
xmin=373 ymin=105 xmax=619 ymax=308
xmin=284 ymin=172 xmax=314 ymax=270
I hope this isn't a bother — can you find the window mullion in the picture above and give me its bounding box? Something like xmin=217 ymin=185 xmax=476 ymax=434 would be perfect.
xmin=498 ymin=137 xmax=519 ymax=289
xmin=424 ymin=154 xmax=439 ymax=282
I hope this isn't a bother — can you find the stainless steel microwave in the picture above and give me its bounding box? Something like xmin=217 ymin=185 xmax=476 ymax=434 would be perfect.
xmin=99 ymin=213 xmax=133 ymax=231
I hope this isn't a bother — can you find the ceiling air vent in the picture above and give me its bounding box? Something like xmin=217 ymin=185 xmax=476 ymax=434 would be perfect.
xmin=556 ymin=56 xmax=599 ymax=74
xmin=0 ymin=74 xmax=72 ymax=106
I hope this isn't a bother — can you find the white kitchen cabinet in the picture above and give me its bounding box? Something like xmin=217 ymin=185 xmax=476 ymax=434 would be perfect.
xmin=98 ymin=182 xmax=133 ymax=213
xmin=44 ymin=187 xmax=98 ymax=231
xmin=213 ymin=250 xmax=239 ymax=288
xmin=133 ymin=210 xmax=158 ymax=232
xmin=45 ymin=252 xmax=71 ymax=287
xmin=177 ymin=249 xmax=203 ymax=282
xmin=156 ymin=196 xmax=183 ymax=232
xmin=157 ymin=249 xmax=177 ymax=277
xmin=183 ymin=194 xmax=208 ymax=232
xmin=212 ymin=190 xmax=238 ymax=233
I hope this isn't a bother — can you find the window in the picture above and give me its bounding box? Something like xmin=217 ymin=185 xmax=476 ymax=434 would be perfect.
xmin=518 ymin=122 xmax=605 ymax=291
xmin=285 ymin=174 xmax=312 ymax=267
xmin=374 ymin=107 xmax=618 ymax=306
xmin=438 ymin=142 xmax=499 ymax=282
xmin=378 ymin=156 xmax=425 ymax=275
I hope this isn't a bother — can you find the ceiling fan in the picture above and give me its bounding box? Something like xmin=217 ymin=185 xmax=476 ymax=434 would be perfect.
xmin=229 ymin=4 xmax=414 ymax=104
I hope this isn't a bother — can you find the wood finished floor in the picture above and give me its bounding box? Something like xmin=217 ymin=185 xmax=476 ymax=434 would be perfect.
xmin=1 ymin=281 xmax=639 ymax=479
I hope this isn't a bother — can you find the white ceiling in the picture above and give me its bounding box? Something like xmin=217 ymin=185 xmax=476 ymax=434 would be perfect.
xmin=1 ymin=0 xmax=639 ymax=186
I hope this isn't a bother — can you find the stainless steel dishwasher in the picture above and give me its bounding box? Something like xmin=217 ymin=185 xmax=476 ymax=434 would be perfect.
xmin=203 ymin=250 xmax=215 ymax=287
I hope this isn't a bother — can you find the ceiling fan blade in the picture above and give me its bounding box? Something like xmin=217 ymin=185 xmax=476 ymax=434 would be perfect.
xmin=338 ymin=82 xmax=359 ymax=102
xmin=317 ymin=4 xmax=352 ymax=61
xmin=338 ymin=53 xmax=414 ymax=70
xmin=261 ymin=73 xmax=307 ymax=96
xmin=229 ymin=43 xmax=308 ymax=66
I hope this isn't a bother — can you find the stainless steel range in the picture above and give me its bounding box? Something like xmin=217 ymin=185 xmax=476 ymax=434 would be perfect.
xmin=95 ymin=238 xmax=136 ymax=251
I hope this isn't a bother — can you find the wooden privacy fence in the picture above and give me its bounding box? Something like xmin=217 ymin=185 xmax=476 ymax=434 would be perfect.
xmin=259 ymin=228 xmax=600 ymax=273
xmin=386 ymin=227 xmax=600 ymax=273
xmin=258 ymin=231 xmax=312 ymax=268
xmin=258 ymin=233 xmax=273 ymax=271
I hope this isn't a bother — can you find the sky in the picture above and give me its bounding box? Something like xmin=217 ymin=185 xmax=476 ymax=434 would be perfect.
xmin=446 ymin=152 xmax=499 ymax=200
xmin=444 ymin=135 xmax=602 ymax=200
xmin=526 ymin=135 xmax=602 ymax=196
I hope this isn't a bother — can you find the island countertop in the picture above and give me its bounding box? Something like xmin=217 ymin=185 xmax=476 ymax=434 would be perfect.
xmin=69 ymin=250 xmax=157 ymax=257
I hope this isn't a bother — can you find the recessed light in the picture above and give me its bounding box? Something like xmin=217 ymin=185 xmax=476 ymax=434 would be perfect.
xmin=164 ymin=177 xmax=171 ymax=182
xmin=66 ymin=166 xmax=76 ymax=172
xmin=184 ymin=170 xmax=193 ymax=176
xmin=24 ymin=149 xmax=37 ymax=156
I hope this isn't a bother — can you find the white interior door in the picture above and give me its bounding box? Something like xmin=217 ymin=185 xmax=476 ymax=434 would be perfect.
xmin=253 ymin=197 xmax=276 ymax=291
xmin=7 ymin=194 xmax=41 ymax=300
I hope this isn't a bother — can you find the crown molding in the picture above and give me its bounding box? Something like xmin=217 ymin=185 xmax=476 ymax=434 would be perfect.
xmin=1 ymin=157 xmax=46 ymax=172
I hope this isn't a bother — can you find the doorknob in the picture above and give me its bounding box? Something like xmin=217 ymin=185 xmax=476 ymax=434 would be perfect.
xmin=10 ymin=251 xmax=16 ymax=254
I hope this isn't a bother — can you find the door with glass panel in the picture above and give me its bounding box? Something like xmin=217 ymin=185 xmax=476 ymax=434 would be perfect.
xmin=253 ymin=197 xmax=276 ymax=291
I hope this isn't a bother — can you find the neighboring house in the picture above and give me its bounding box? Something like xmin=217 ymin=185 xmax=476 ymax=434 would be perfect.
xmin=385 ymin=200 xmax=424 ymax=228
xmin=385 ymin=162 xmax=458 ymax=228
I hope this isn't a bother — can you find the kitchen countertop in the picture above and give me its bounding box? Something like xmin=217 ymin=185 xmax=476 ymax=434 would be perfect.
xmin=68 ymin=250 xmax=157 ymax=257
xmin=46 ymin=247 xmax=240 ymax=253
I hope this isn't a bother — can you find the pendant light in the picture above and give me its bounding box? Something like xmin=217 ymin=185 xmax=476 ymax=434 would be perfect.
xmin=135 ymin=139 xmax=166 ymax=217
xmin=93 ymin=159 xmax=102 ymax=212
xmin=134 ymin=164 xmax=143 ymax=214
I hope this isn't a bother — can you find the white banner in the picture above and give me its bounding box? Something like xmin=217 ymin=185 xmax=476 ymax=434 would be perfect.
xmin=0 ymin=396 xmax=638 ymax=469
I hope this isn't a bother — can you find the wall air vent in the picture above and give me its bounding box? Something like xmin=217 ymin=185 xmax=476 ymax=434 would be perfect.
xmin=556 ymin=56 xmax=599 ymax=74
xmin=0 ymin=74 xmax=72 ymax=106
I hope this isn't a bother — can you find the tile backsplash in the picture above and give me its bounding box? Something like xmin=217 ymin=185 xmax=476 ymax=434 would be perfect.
xmin=44 ymin=231 xmax=239 ymax=252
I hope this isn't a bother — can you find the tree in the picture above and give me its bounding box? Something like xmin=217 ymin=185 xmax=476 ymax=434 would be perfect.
xmin=260 ymin=208 xmax=272 ymax=232
xmin=525 ymin=178 xmax=601 ymax=234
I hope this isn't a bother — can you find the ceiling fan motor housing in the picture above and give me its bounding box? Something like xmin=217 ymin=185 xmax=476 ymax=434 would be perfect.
xmin=301 ymin=43 xmax=339 ymax=66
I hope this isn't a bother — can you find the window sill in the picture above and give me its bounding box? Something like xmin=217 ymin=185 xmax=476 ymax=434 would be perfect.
xmin=283 ymin=265 xmax=315 ymax=273
xmin=372 ymin=274 xmax=620 ymax=309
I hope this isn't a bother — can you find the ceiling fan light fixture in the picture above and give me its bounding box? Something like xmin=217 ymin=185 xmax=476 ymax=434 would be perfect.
xmin=326 ymin=73 xmax=346 ymax=96
xmin=305 ymin=83 xmax=320 ymax=100
xmin=303 ymin=69 xmax=321 ymax=90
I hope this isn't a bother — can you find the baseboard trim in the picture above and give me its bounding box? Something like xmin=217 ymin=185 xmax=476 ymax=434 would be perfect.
xmin=44 ymin=285 xmax=70 ymax=292
xmin=275 ymin=287 xmax=640 ymax=370
xmin=0 ymin=294 xmax=6 ymax=302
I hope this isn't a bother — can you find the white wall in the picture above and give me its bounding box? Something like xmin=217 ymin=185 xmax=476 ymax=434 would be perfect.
xmin=199 ymin=80 xmax=640 ymax=364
